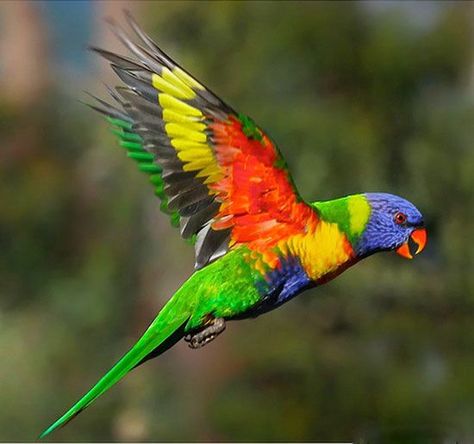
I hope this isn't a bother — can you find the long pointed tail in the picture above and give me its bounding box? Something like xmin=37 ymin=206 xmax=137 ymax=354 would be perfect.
xmin=39 ymin=296 xmax=191 ymax=439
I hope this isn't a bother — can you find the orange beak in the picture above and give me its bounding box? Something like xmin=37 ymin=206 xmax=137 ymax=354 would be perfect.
xmin=396 ymin=227 xmax=427 ymax=259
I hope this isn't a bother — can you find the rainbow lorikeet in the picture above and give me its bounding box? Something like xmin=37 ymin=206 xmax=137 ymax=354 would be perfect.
xmin=40 ymin=13 xmax=427 ymax=438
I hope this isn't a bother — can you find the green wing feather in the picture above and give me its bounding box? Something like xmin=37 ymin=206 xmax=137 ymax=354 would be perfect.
xmin=106 ymin=115 xmax=181 ymax=229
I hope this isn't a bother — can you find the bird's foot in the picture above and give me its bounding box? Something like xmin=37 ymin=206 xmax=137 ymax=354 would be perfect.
xmin=184 ymin=317 xmax=226 ymax=349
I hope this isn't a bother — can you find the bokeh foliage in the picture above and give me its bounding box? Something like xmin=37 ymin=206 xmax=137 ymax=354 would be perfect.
xmin=0 ymin=1 xmax=473 ymax=442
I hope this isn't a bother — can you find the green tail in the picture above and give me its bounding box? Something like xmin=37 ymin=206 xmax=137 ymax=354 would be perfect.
xmin=39 ymin=294 xmax=191 ymax=439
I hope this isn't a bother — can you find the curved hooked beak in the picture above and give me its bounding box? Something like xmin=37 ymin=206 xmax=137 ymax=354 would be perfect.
xmin=396 ymin=227 xmax=427 ymax=259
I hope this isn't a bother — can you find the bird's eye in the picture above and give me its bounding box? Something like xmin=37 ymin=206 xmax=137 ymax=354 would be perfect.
xmin=394 ymin=212 xmax=407 ymax=225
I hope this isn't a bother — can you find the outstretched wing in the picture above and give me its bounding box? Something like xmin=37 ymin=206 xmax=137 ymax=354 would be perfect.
xmin=91 ymin=13 xmax=317 ymax=269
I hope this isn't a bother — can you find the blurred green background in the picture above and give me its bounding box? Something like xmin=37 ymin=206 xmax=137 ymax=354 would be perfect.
xmin=0 ymin=1 xmax=473 ymax=442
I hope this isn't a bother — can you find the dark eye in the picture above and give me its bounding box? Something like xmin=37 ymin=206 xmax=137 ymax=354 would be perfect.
xmin=394 ymin=212 xmax=407 ymax=225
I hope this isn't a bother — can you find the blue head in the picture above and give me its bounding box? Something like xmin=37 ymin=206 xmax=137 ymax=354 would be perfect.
xmin=355 ymin=193 xmax=427 ymax=259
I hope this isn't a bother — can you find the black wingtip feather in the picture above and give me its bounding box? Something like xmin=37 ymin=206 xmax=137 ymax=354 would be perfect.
xmin=90 ymin=46 xmax=150 ymax=73
xmin=82 ymin=93 xmax=132 ymax=122
xmin=104 ymin=83 xmax=126 ymax=106
xmin=110 ymin=65 xmax=157 ymax=102
xmin=123 ymin=9 xmax=170 ymax=60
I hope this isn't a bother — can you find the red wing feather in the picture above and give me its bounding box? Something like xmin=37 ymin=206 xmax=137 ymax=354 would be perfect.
xmin=209 ymin=116 xmax=315 ymax=250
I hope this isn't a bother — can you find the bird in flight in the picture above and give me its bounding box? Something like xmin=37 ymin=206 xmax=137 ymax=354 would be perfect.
xmin=40 ymin=12 xmax=427 ymax=438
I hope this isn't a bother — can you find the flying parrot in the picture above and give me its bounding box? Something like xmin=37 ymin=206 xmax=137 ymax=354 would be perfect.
xmin=40 ymin=12 xmax=427 ymax=438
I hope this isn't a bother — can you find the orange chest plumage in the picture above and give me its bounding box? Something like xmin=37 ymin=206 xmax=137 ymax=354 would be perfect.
xmin=245 ymin=218 xmax=355 ymax=282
